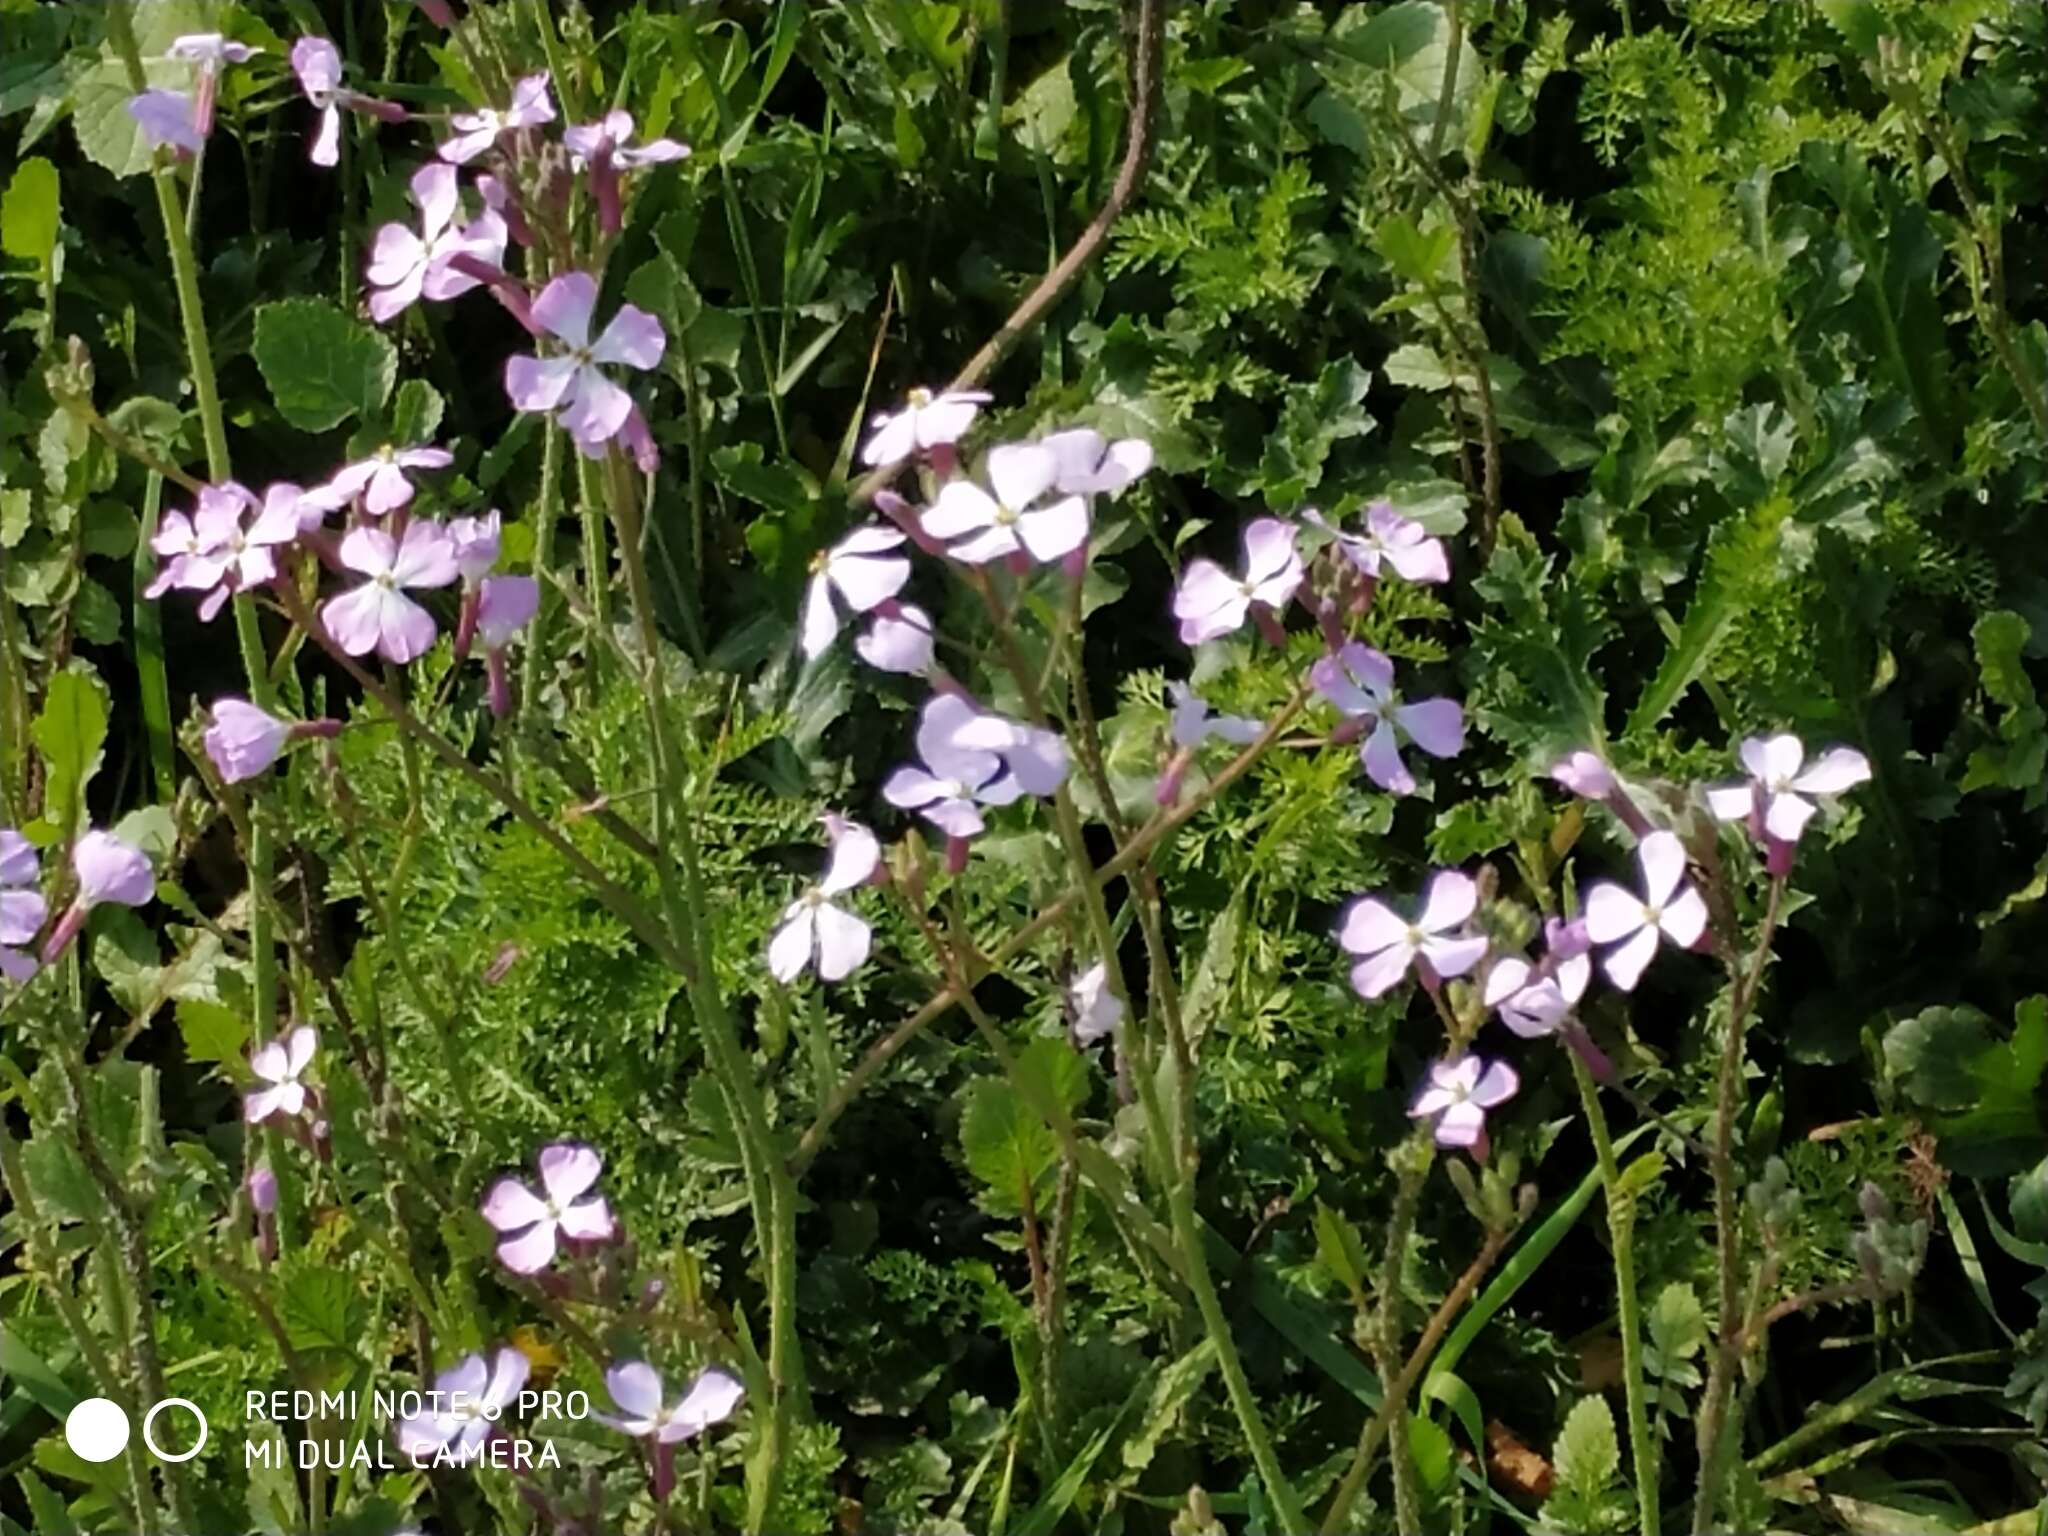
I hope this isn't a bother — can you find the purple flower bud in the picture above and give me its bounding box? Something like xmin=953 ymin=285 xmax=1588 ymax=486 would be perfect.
xmin=449 ymin=510 xmax=502 ymax=585
xmin=204 ymin=698 xmax=292 ymax=783
xmin=247 ymin=1164 xmax=279 ymax=1214
xmin=1550 ymin=751 xmax=1616 ymax=799
xmin=417 ymin=0 xmax=457 ymax=23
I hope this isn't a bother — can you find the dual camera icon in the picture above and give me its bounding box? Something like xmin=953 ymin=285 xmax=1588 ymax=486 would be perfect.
xmin=64 ymin=1397 xmax=209 ymax=1465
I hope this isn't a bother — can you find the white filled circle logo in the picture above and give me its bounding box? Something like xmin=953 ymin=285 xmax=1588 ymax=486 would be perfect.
xmin=64 ymin=1398 xmax=130 ymax=1463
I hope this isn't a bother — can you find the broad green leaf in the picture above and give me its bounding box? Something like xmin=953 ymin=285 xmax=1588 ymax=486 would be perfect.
xmin=31 ymin=666 xmax=110 ymax=837
xmin=2009 ymin=1156 xmax=2048 ymax=1245
xmin=1552 ymin=1394 xmax=1620 ymax=1498
xmin=1882 ymin=1005 xmax=1996 ymax=1111
xmin=1647 ymin=1282 xmax=1707 ymax=1363
xmin=178 ymin=998 xmax=248 ymax=1064
xmin=959 ymin=1076 xmax=1059 ymax=1215
xmin=1375 ymin=213 xmax=1457 ymax=286
xmin=280 ymin=1263 xmax=361 ymax=1354
xmin=1312 ymin=1200 xmax=1371 ymax=1301
xmin=0 ymin=156 xmax=59 ymax=266
xmin=252 ymin=298 xmax=398 ymax=432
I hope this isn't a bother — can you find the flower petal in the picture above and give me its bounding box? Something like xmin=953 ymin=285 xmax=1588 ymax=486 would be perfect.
xmin=1705 ymin=782 xmax=1755 ymax=823
xmin=986 ymin=443 xmax=1056 ymax=511
xmin=1349 ymin=944 xmax=1414 ymax=999
xmin=1763 ymin=790 xmax=1817 ymax=843
xmin=1396 ymin=698 xmax=1464 ymax=759
xmin=1791 ymin=747 xmax=1870 ymax=795
xmin=606 ymin=1362 xmax=665 ymax=1421
xmin=479 ymin=1176 xmax=549 ymax=1232
xmin=1417 ymin=870 xmax=1477 ymax=933
xmin=1016 ymin=496 xmax=1090 ymax=562
xmin=812 ymin=903 xmax=871 ymax=981
xmin=531 ymin=271 xmax=598 ymax=348
xmin=590 ymin=304 xmax=666 ymax=369
xmin=1657 ymin=886 xmax=1708 ymax=947
xmin=1636 ymin=830 xmax=1688 ymax=907
xmin=667 ymin=1369 xmax=746 ymax=1439
xmin=767 ymin=908 xmax=814 ymax=981
xmin=1583 ymin=881 xmax=1646 ymax=944
xmin=537 ymin=1142 xmax=603 ymax=1204
xmin=505 ymin=352 xmax=580 ymax=414
xmin=1360 ymin=719 xmax=1414 ymax=794
xmin=1600 ymin=925 xmax=1661 ymax=992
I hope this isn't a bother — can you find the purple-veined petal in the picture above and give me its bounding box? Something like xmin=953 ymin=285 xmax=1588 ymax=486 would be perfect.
xmin=1173 ymin=560 xmax=1244 ymax=643
xmin=1241 ymin=519 xmax=1299 ymax=585
xmin=947 ymin=524 xmax=1020 ymax=564
xmin=918 ymin=796 xmax=985 ymax=839
xmin=366 ymin=223 xmax=426 ymax=286
xmin=411 ymin=162 xmax=460 ymax=241
xmin=1740 ymin=733 xmax=1805 ymax=787
xmin=505 ymin=352 xmax=579 ymax=414
xmin=389 ymin=522 xmax=459 ymax=588
xmin=1470 ymin=1059 xmax=1519 ymax=1107
xmin=1434 ymin=1101 xmax=1486 ymax=1148
xmin=375 ymin=589 xmax=440 ymax=663
xmin=881 ymin=767 xmax=947 ymax=810
xmin=666 ymin=1369 xmax=745 ymax=1439
xmin=74 ymin=832 xmax=153 ymax=908
xmin=826 ymin=545 xmax=910 ymax=612
xmin=855 ymin=606 xmax=934 ymax=673
xmin=819 ymin=820 xmax=880 ymax=895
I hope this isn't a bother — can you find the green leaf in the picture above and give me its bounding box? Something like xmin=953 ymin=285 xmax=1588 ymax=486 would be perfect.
xmin=1374 ymin=213 xmax=1457 ymax=286
xmin=1961 ymin=610 xmax=2046 ymax=803
xmin=1312 ymin=1200 xmax=1371 ymax=1301
xmin=1 ymin=156 xmax=59 ymax=267
xmin=178 ymin=998 xmax=248 ymax=1064
xmin=1552 ymin=1394 xmax=1620 ymax=1499
xmin=1646 ymin=1282 xmax=1706 ymax=1363
xmin=16 ymin=1472 xmax=77 ymax=1536
xmin=389 ymin=379 xmax=445 ymax=445
xmin=1882 ymin=1005 xmax=1996 ymax=1111
xmin=959 ymin=1076 xmax=1059 ymax=1215
xmin=2009 ymin=1157 xmax=2048 ymax=1245
xmin=252 ymin=299 xmax=398 ymax=432
xmin=31 ymin=666 xmax=109 ymax=837
xmin=280 ymin=1263 xmax=361 ymax=1354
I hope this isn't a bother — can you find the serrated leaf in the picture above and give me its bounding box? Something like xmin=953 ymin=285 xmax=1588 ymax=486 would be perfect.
xmin=280 ymin=1264 xmax=360 ymax=1354
xmin=1647 ymin=1282 xmax=1706 ymax=1363
xmin=178 ymin=998 xmax=248 ymax=1064
xmin=1882 ymin=1006 xmax=1996 ymax=1111
xmin=252 ymin=299 xmax=397 ymax=432
xmin=1313 ymin=1200 xmax=1371 ymax=1301
xmin=1552 ymin=1394 xmax=1620 ymax=1498
xmin=959 ymin=1076 xmax=1060 ymax=1215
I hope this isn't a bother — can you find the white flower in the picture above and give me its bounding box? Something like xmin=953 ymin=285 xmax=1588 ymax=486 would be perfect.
xmin=1706 ymin=734 xmax=1870 ymax=845
xmin=244 ymin=1026 xmax=317 ymax=1123
xmin=801 ymin=526 xmax=910 ymax=658
xmin=1068 ymin=962 xmax=1124 ymax=1045
xmin=1410 ymin=1055 xmax=1518 ymax=1149
xmin=1583 ymin=831 xmax=1707 ymax=991
xmin=861 ymin=387 xmax=990 ymax=466
xmin=921 ymin=443 xmax=1090 ymax=565
xmin=1337 ymin=870 xmax=1488 ymax=999
xmin=767 ymin=816 xmax=879 ymax=983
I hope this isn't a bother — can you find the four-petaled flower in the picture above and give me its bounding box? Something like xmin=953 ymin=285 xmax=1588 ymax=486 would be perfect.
xmin=920 ymin=443 xmax=1090 ymax=565
xmin=1306 ymin=502 xmax=1449 ymax=584
xmin=1167 ymin=682 xmax=1261 ymax=750
xmin=1337 ymin=870 xmax=1488 ymax=999
xmin=564 ymin=111 xmax=690 ymax=234
xmin=438 ymin=72 xmax=555 ymax=164
xmin=1483 ymin=920 xmax=1592 ymax=1038
xmin=1410 ymin=1055 xmax=1518 ymax=1151
xmin=802 ymin=526 xmax=910 ymax=659
xmin=861 ymin=387 xmax=990 ymax=467
xmin=367 ymin=163 xmax=507 ymax=323
xmin=395 ymin=1349 xmax=531 ymax=1465
xmin=768 ymin=816 xmax=879 ymax=983
xmin=1041 ymin=428 xmax=1153 ymax=498
xmin=1310 ymin=641 xmax=1464 ymax=796
xmin=167 ymin=33 xmax=258 ymax=137
xmin=480 ymin=1142 xmax=617 ymax=1274
xmin=244 ymin=1025 xmax=318 ymax=1123
xmin=320 ymin=442 xmax=455 ymax=515
xmin=1173 ymin=519 xmax=1302 ymax=644
xmin=599 ymin=1362 xmax=744 ymax=1443
xmin=323 ymin=523 xmax=460 ymax=664
xmin=504 ymin=272 xmax=666 ymax=449
xmin=146 ymin=482 xmax=300 ymax=620
xmin=0 ymin=831 xmax=45 ymax=983
xmin=1706 ymin=735 xmax=1870 ymax=852
xmin=1584 ymin=830 xmax=1707 ymax=991
xmin=290 ymin=36 xmax=405 ymax=167
xmin=882 ymin=695 xmax=1034 ymax=840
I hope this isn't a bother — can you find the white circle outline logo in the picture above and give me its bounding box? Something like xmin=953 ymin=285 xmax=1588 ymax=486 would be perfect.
xmin=142 ymin=1398 xmax=208 ymax=1463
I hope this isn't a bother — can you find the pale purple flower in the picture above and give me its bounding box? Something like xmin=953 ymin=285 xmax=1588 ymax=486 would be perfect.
xmin=1550 ymin=751 xmax=1617 ymax=800
xmin=247 ymin=1163 xmax=279 ymax=1214
xmin=1068 ymin=962 xmax=1124 ymax=1045
xmin=475 ymin=575 xmax=537 ymax=650
xmin=290 ymin=36 xmax=406 ymax=168
xmin=1410 ymin=1055 xmax=1519 ymax=1151
xmin=165 ymin=482 xmax=300 ymax=621
xmin=41 ymin=831 xmax=152 ymax=961
xmin=504 ymin=272 xmax=665 ymax=449
xmin=1305 ymin=502 xmax=1449 ymax=584
xmin=1584 ymin=831 xmax=1707 ymax=991
xmin=323 ymin=523 xmax=460 ymax=664
xmin=921 ymin=443 xmax=1090 ymax=565
xmin=855 ymin=603 xmax=935 ymax=674
xmin=320 ymin=443 xmax=455 ymax=516
xmin=1706 ymin=735 xmax=1871 ymax=850
xmin=438 ymin=72 xmax=555 ymax=164
xmin=1167 ymin=681 xmax=1262 ymax=750
xmin=165 ymin=33 xmax=258 ymax=138
xmin=861 ymin=387 xmax=991 ymax=467
xmin=366 ymin=163 xmax=507 ymax=323
xmin=244 ymin=1026 xmax=318 ymax=1123
xmin=1337 ymin=870 xmax=1488 ymax=999
xmin=1173 ymin=519 xmax=1302 ymax=644
xmin=599 ymin=1363 xmax=742 ymax=1444
xmin=802 ymin=526 xmax=909 ymax=658
xmin=1311 ymin=641 xmax=1464 ymax=796
xmin=204 ymin=699 xmax=291 ymax=783
xmin=942 ymin=699 xmax=1070 ymax=795
xmin=1040 ymin=428 xmax=1153 ymax=498
xmin=564 ymin=110 xmax=689 ymax=234
xmin=480 ymin=1142 xmax=616 ymax=1274
xmin=767 ymin=815 xmax=878 ymax=983
xmin=1482 ymin=922 xmax=1591 ymax=1039
xmin=128 ymin=90 xmax=202 ymax=154
xmin=448 ymin=511 xmax=502 ymax=584
xmin=395 ymin=1349 xmax=531 ymax=1465
xmin=882 ymin=694 xmax=1030 ymax=839
xmin=0 ymin=831 xmax=45 ymax=983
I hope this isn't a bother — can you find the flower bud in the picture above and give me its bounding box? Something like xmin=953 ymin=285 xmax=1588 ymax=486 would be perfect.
xmin=247 ymin=1164 xmax=279 ymax=1215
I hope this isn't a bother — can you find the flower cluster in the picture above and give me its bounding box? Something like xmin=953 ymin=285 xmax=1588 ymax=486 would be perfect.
xmin=0 ymin=829 xmax=156 ymax=985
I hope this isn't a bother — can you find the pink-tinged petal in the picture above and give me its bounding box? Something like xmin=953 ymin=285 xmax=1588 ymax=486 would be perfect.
xmin=767 ymin=908 xmax=814 ymax=981
xmin=0 ymin=831 xmax=40 ymax=887
xmin=1241 ymin=518 xmax=1299 ymax=584
xmin=311 ymin=102 xmax=341 ymax=165
xmin=881 ymin=767 xmax=946 ymax=810
xmin=1471 ymin=1059 xmax=1519 ymax=1107
xmin=1349 ymin=944 xmax=1414 ymax=999
xmin=0 ymin=891 xmax=45 ymax=948
xmin=1583 ymin=882 xmax=1647 ymax=944
xmin=1483 ymin=957 xmax=1532 ymax=1007
xmin=1433 ymin=1101 xmax=1486 ymax=1148
xmin=1310 ymin=652 xmax=1375 ymax=717
xmin=556 ymin=1195 xmax=613 ymax=1240
xmin=1396 ymin=698 xmax=1464 ymax=759
xmin=1410 ymin=1083 xmax=1458 ymax=1118
xmin=531 ymin=272 xmax=598 ymax=348
xmin=1421 ymin=933 xmax=1488 ymax=978
xmin=812 ymin=903 xmax=871 ymax=981
xmin=74 ymin=832 xmax=152 ymax=908
xmin=479 ymin=1176 xmax=549 ymax=1232
xmin=366 ymin=222 xmax=426 ymax=285
xmin=1636 ymin=830 xmax=1688 ymax=907
xmin=1791 ymin=747 xmax=1870 ymax=795
xmin=284 ymin=1025 xmax=318 ymax=1076
xmin=292 ymin=36 xmax=341 ymax=96
xmin=558 ymin=366 xmax=633 ymax=446
xmin=860 ymin=411 xmax=920 ymax=467
xmin=561 ymin=120 xmax=607 ymax=164
xmin=607 ymin=1361 xmax=665 ymax=1421
xmin=410 ymin=161 xmax=460 ymax=239
xmin=338 ymin=524 xmax=395 ymax=576
xmin=1557 ymin=952 xmax=1591 ymax=1004
xmin=819 ymin=821 xmax=880 ymax=895
xmin=197 ymin=584 xmax=232 ymax=622
xmin=666 ymin=1369 xmax=745 ymax=1439
xmin=1005 ymin=727 xmax=1069 ymax=796
xmin=590 ymin=304 xmax=666 ymax=369
xmin=1382 ymin=533 xmax=1449 ymax=584
xmin=505 ymin=352 xmax=579 ymax=413
xmin=475 ymin=575 xmax=537 ymax=649
xmin=922 ymin=481 xmax=999 ymax=539
xmin=396 ymin=446 xmax=454 ymax=470
xmin=243 ymin=1084 xmax=287 ymax=1123
xmin=826 ymin=547 xmax=910 ymax=612
xmin=482 ymin=1347 xmax=532 ymax=1410
xmin=947 ymin=525 xmax=1020 ymax=564
xmin=618 ymin=138 xmax=689 ymax=168
xmin=1016 ymin=496 xmax=1090 ymax=562
xmin=1360 ymin=719 xmax=1414 ymax=794
xmin=1657 ymin=886 xmax=1708 ymax=947
xmin=363 ymin=462 xmax=413 ymax=515
xmin=1416 ymin=870 xmax=1477 ymax=933
xmin=368 ymin=269 xmax=425 ymax=324
xmin=1600 ymin=925 xmax=1661 ymax=992
xmin=1041 ymin=428 xmax=1107 ymax=487
xmin=322 ymin=585 xmax=386 ymax=655
xmin=249 ymin=1040 xmax=290 ymax=1084
xmin=1551 ymin=751 xmax=1616 ymax=799
xmin=537 ymin=1142 xmax=603 ymax=1204
xmin=1763 ymin=790 xmax=1817 ymax=843
xmin=986 ymin=443 xmax=1057 ymax=510
xmin=919 ymin=797 xmax=985 ymax=839
xmin=506 ymin=72 xmax=556 ymax=127
xmin=495 ymin=1225 xmax=560 ymax=1286
xmin=1500 ymin=982 xmax=1567 ymax=1038
xmin=1173 ymin=560 xmax=1244 ymax=642
xmin=376 ymin=590 xmax=439 ymax=663
xmin=390 ymin=523 xmax=459 ymax=587
xmin=1705 ymin=782 xmax=1755 ymax=823
xmin=800 ymin=575 xmax=839 ymax=659
xmin=437 ymin=124 xmax=498 ymax=164
xmin=834 ymin=524 xmax=907 ymax=558
xmin=855 ymin=606 xmax=935 ymax=673
xmin=1740 ymin=733 xmax=1804 ymax=786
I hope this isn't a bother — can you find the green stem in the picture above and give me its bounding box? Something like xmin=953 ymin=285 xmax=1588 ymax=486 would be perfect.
xmin=1571 ymin=1048 xmax=1659 ymax=1532
xmin=132 ymin=471 xmax=176 ymax=800
xmin=522 ymin=421 xmax=564 ymax=714
xmin=1375 ymin=1150 xmax=1432 ymax=1532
